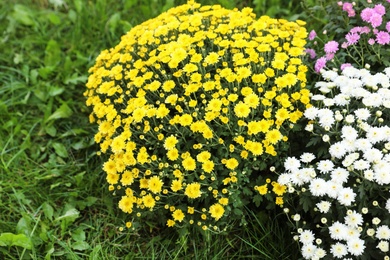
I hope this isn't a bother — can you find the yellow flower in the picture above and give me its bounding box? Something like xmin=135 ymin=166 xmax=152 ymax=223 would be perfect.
xmin=265 ymin=129 xmax=282 ymax=144
xmin=121 ymin=170 xmax=134 ymax=186
xmin=204 ymin=52 xmax=220 ymax=65
xmin=118 ymin=196 xmax=133 ymax=213
xmin=167 ymin=148 xmax=179 ymax=161
xmin=171 ymin=179 xmax=182 ymax=192
xmin=180 ymin=114 xmax=193 ymax=126
xmin=218 ymin=197 xmax=229 ymax=206
xmin=164 ymin=135 xmax=178 ymax=150
xmin=148 ymin=176 xmax=163 ymax=194
xmin=272 ymin=182 xmax=287 ymax=196
xmin=209 ymin=203 xmax=225 ymax=221
xmin=142 ymin=194 xmax=156 ymax=208
xmin=244 ymin=93 xmax=260 ymax=108
xmin=275 ymin=197 xmax=284 ymax=205
xmin=224 ymin=158 xmax=239 ymax=170
xmin=234 ymin=102 xmax=251 ymax=118
xmin=172 ymin=209 xmax=185 ymax=222
xmin=185 ymin=182 xmax=202 ymax=199
xmin=182 ymin=156 xmax=196 ymax=171
xmin=256 ymin=184 xmax=268 ymax=195
xmin=202 ymin=160 xmax=215 ymax=173
xmin=196 ymin=151 xmax=211 ymax=163
xmin=167 ymin=219 xmax=175 ymax=227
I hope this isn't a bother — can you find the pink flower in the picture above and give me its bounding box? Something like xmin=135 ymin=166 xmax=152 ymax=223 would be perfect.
xmin=315 ymin=57 xmax=327 ymax=72
xmin=376 ymin=31 xmax=390 ymax=45
xmin=386 ymin=21 xmax=390 ymax=32
xmin=374 ymin=4 xmax=385 ymax=16
xmin=345 ymin=32 xmax=360 ymax=45
xmin=340 ymin=63 xmax=352 ymax=70
xmin=370 ymin=12 xmax=383 ymax=28
xmin=324 ymin=40 xmax=339 ymax=53
xmin=368 ymin=38 xmax=376 ymax=45
xmin=326 ymin=53 xmax=335 ymax=60
xmin=360 ymin=26 xmax=371 ymax=34
xmin=361 ymin=8 xmax=374 ymax=22
xmin=342 ymin=2 xmax=355 ymax=17
xmin=309 ymin=30 xmax=317 ymax=40
xmin=305 ymin=48 xmax=317 ymax=59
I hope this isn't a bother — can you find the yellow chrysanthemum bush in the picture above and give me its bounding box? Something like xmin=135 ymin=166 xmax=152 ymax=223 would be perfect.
xmin=84 ymin=0 xmax=310 ymax=232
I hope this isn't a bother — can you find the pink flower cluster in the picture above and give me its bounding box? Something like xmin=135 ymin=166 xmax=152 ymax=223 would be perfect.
xmin=342 ymin=2 xmax=356 ymax=17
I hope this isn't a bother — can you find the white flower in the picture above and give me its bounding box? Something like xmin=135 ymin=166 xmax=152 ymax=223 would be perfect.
xmin=376 ymin=225 xmax=390 ymax=240
xmin=321 ymin=70 xmax=339 ymax=81
xmin=372 ymin=217 xmax=381 ymax=225
xmin=318 ymin=109 xmax=335 ymax=128
xmin=341 ymin=125 xmax=358 ymax=141
xmin=363 ymin=148 xmax=383 ymax=163
xmin=316 ymin=201 xmax=331 ymax=213
xmin=354 ymin=108 xmax=371 ymax=121
xmin=301 ymin=244 xmax=317 ymax=259
xmin=322 ymin=134 xmax=330 ymax=142
xmin=277 ymin=173 xmax=291 ymax=185
xmin=344 ymin=114 xmax=355 ymax=124
xmin=354 ymin=138 xmax=372 ymax=152
xmin=329 ymin=142 xmax=347 ymax=159
xmin=326 ymin=180 xmax=342 ymax=199
xmin=329 ymin=221 xmax=348 ymax=240
xmin=386 ymin=198 xmax=390 ymax=213
xmin=377 ymin=241 xmax=389 ymax=253
xmin=333 ymin=93 xmax=350 ymax=106
xmin=375 ymin=72 xmax=390 ymax=88
xmin=312 ymin=94 xmax=326 ymax=101
xmin=293 ymin=214 xmax=301 ymax=222
xmin=330 ymin=167 xmax=349 ymax=183
xmin=366 ymin=126 xmax=385 ymax=144
xmin=353 ymin=159 xmax=370 ymax=171
xmin=337 ymin=187 xmax=356 ymax=206
xmin=317 ymin=159 xmax=334 ymax=174
xmin=304 ymin=107 xmax=319 ymax=120
xmin=344 ymin=210 xmax=363 ymax=228
xmin=300 ymin=153 xmax=316 ymax=163
xmin=309 ymin=178 xmax=328 ymax=196
xmin=347 ymin=238 xmax=365 ymax=256
xmin=323 ymin=98 xmax=335 ymax=106
xmin=367 ymin=228 xmax=375 ymax=236
xmin=305 ymin=124 xmax=314 ymax=132
xmin=284 ymin=157 xmax=300 ymax=172
xmin=363 ymin=169 xmax=374 ymax=181
xmin=299 ymin=230 xmax=315 ymax=245
xmin=342 ymin=152 xmax=360 ymax=167
xmin=314 ymin=247 xmax=326 ymax=258
xmin=374 ymin=166 xmax=390 ymax=185
xmin=330 ymin=242 xmax=348 ymax=258
xmin=363 ymin=93 xmax=383 ymax=107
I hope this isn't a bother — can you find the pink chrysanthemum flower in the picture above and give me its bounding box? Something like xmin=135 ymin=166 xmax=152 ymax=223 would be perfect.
xmin=305 ymin=48 xmax=316 ymax=59
xmin=345 ymin=32 xmax=360 ymax=45
xmin=342 ymin=2 xmax=355 ymax=17
xmin=324 ymin=40 xmax=339 ymax=53
xmin=376 ymin=31 xmax=390 ymax=45
xmin=370 ymin=12 xmax=383 ymax=28
xmin=374 ymin=4 xmax=386 ymax=16
xmin=315 ymin=57 xmax=327 ymax=72
xmin=361 ymin=8 xmax=374 ymax=22
xmin=340 ymin=63 xmax=352 ymax=70
xmin=386 ymin=21 xmax=390 ymax=32
xmin=368 ymin=38 xmax=376 ymax=45
xmin=309 ymin=30 xmax=317 ymax=40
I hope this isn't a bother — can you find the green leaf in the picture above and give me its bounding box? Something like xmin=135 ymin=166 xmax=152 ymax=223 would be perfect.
xmin=71 ymin=228 xmax=86 ymax=242
xmin=38 ymin=66 xmax=56 ymax=79
xmin=55 ymin=208 xmax=80 ymax=223
xmin=46 ymin=102 xmax=73 ymax=122
xmin=42 ymin=202 xmax=54 ymax=221
xmin=47 ymin=12 xmax=61 ymax=25
xmin=73 ymin=0 xmax=83 ymax=13
xmin=0 ymin=233 xmax=33 ymax=249
xmin=72 ymin=241 xmax=90 ymax=251
xmin=63 ymin=74 xmax=88 ymax=85
xmin=52 ymin=142 xmax=68 ymax=158
xmin=48 ymin=86 xmax=64 ymax=97
xmin=10 ymin=5 xmax=35 ymax=26
xmin=16 ymin=216 xmax=32 ymax=236
xmin=44 ymin=40 xmax=61 ymax=67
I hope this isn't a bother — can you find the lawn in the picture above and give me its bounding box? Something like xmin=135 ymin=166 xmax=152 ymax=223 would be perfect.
xmin=0 ymin=0 xmax=320 ymax=259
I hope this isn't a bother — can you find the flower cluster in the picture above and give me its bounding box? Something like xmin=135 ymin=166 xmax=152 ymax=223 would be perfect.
xmin=306 ymin=0 xmax=390 ymax=72
xmin=278 ymin=67 xmax=390 ymax=259
xmin=84 ymin=1 xmax=309 ymax=231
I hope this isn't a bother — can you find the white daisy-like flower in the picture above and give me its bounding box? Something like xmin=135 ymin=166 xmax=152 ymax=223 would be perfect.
xmin=323 ymin=98 xmax=335 ymax=107
xmin=344 ymin=114 xmax=355 ymax=124
xmin=374 ymin=166 xmax=390 ymax=185
xmin=330 ymin=242 xmax=348 ymax=258
xmin=376 ymin=225 xmax=390 ymax=240
xmin=329 ymin=221 xmax=348 ymax=240
xmin=329 ymin=142 xmax=347 ymax=159
xmin=344 ymin=210 xmax=363 ymax=228
xmin=316 ymin=200 xmax=331 ymax=213
xmin=300 ymin=167 xmax=316 ymax=183
xmin=375 ymin=72 xmax=390 ymax=88
xmin=333 ymin=93 xmax=350 ymax=106
xmin=363 ymin=93 xmax=383 ymax=107
xmin=300 ymin=153 xmax=316 ymax=163
xmin=354 ymin=108 xmax=371 ymax=121
xmin=317 ymin=109 xmax=335 ymax=128
xmin=354 ymin=138 xmax=372 ymax=152
xmin=366 ymin=126 xmax=386 ymax=144
xmin=377 ymin=240 xmax=389 ymax=253
xmin=305 ymin=123 xmax=314 ymax=132
xmin=330 ymin=167 xmax=349 ymax=183
xmin=386 ymin=198 xmax=390 ymax=213
xmin=277 ymin=173 xmax=291 ymax=185
xmin=284 ymin=157 xmax=301 ymax=172
xmin=304 ymin=107 xmax=319 ymax=120
xmin=341 ymin=67 xmax=359 ymax=77
xmin=347 ymin=238 xmax=365 ymax=256
xmin=363 ymin=148 xmax=383 ymax=163
xmin=353 ymin=159 xmax=370 ymax=171
xmin=311 ymin=94 xmax=326 ymax=101
xmin=314 ymin=247 xmax=326 ymax=259
xmin=317 ymin=159 xmax=334 ymax=174
xmin=309 ymin=178 xmax=328 ymax=197
xmin=299 ymin=230 xmax=315 ymax=245
xmin=341 ymin=125 xmax=358 ymax=141
xmin=301 ymin=244 xmax=317 ymax=260
xmin=342 ymin=152 xmax=360 ymax=167
xmin=363 ymin=169 xmax=375 ymax=181
xmin=383 ymin=99 xmax=390 ymax=108
xmin=337 ymin=187 xmax=356 ymax=206
xmin=326 ymin=180 xmax=343 ymax=199
xmin=321 ymin=70 xmax=339 ymax=81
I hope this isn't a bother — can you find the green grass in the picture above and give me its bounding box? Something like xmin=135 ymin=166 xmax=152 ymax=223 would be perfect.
xmin=0 ymin=0 xmax=322 ymax=259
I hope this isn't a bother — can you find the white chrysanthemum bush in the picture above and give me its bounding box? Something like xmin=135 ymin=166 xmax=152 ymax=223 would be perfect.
xmin=278 ymin=66 xmax=390 ymax=259
xmin=84 ymin=0 xmax=310 ymax=231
